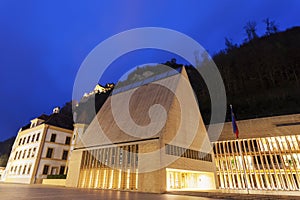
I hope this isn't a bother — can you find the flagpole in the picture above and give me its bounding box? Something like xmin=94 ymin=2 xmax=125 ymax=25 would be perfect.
xmin=230 ymin=104 xmax=250 ymax=194
xmin=237 ymin=139 xmax=250 ymax=194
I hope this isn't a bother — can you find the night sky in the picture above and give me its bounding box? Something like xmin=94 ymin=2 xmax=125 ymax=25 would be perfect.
xmin=0 ymin=0 xmax=299 ymax=141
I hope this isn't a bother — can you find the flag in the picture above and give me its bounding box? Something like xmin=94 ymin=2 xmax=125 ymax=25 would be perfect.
xmin=230 ymin=104 xmax=239 ymax=139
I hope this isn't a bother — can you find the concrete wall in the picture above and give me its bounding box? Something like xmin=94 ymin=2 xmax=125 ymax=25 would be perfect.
xmin=42 ymin=179 xmax=66 ymax=186
xmin=210 ymin=114 xmax=300 ymax=141
xmin=65 ymin=150 xmax=82 ymax=188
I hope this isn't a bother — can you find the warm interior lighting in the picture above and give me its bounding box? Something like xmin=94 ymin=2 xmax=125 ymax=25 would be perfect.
xmin=126 ymin=169 xmax=130 ymax=189
xmin=118 ymin=170 xmax=121 ymax=189
xmin=103 ymin=169 xmax=107 ymax=188
xmin=166 ymin=168 xmax=215 ymax=190
xmin=95 ymin=170 xmax=100 ymax=188
xmin=135 ymin=169 xmax=138 ymax=189
xmin=109 ymin=170 xmax=114 ymax=189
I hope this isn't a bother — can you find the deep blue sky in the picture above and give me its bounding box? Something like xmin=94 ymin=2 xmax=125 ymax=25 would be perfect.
xmin=0 ymin=0 xmax=299 ymax=141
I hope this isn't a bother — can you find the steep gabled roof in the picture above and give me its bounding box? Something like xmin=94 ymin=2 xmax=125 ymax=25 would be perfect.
xmin=76 ymin=67 xmax=211 ymax=154
xmin=44 ymin=113 xmax=74 ymax=130
xmin=76 ymin=69 xmax=181 ymax=148
xmin=21 ymin=113 xmax=73 ymax=132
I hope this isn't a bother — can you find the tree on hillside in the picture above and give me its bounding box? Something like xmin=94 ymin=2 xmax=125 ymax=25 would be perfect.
xmin=224 ymin=37 xmax=238 ymax=52
xmin=244 ymin=21 xmax=258 ymax=41
xmin=0 ymin=154 xmax=8 ymax=167
xmin=263 ymin=18 xmax=279 ymax=36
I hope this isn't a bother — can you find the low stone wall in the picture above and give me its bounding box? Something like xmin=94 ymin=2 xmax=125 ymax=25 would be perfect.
xmin=42 ymin=179 xmax=66 ymax=186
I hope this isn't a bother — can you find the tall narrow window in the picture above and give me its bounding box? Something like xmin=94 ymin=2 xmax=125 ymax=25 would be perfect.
xmin=32 ymin=147 xmax=36 ymax=157
xmin=46 ymin=148 xmax=53 ymax=158
xmin=27 ymin=164 xmax=32 ymax=174
xmin=43 ymin=165 xmax=49 ymax=175
xmin=27 ymin=136 xmax=30 ymax=143
xmin=36 ymin=133 xmax=40 ymax=141
xmin=22 ymin=137 xmax=26 ymax=145
xmin=14 ymin=151 xmax=18 ymax=160
xmin=62 ymin=150 xmax=68 ymax=160
xmin=27 ymin=149 xmax=31 ymax=158
xmin=18 ymin=151 xmax=22 ymax=159
xmin=59 ymin=166 xmax=65 ymax=175
xmin=18 ymin=166 xmax=22 ymax=174
xmin=50 ymin=134 xmax=56 ymax=142
xmin=65 ymin=136 xmax=71 ymax=145
xmin=22 ymin=150 xmax=27 ymax=159
xmin=31 ymin=134 xmax=35 ymax=142
xmin=119 ymin=148 xmax=123 ymax=165
xmin=22 ymin=165 xmax=27 ymax=174
xmin=18 ymin=138 xmax=22 ymax=145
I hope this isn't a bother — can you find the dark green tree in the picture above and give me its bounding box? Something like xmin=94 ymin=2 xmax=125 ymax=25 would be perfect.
xmin=225 ymin=37 xmax=237 ymax=52
xmin=244 ymin=21 xmax=258 ymax=41
xmin=263 ymin=18 xmax=279 ymax=35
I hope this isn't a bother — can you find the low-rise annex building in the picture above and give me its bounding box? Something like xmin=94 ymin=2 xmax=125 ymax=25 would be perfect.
xmin=66 ymin=67 xmax=217 ymax=193
xmin=3 ymin=107 xmax=74 ymax=184
xmin=211 ymin=114 xmax=300 ymax=191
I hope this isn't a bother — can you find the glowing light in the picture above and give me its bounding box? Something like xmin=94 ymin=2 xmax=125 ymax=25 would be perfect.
xmin=118 ymin=170 xmax=121 ymax=189
xmin=135 ymin=169 xmax=138 ymax=189
xmin=126 ymin=169 xmax=130 ymax=189
xmin=103 ymin=169 xmax=107 ymax=188
xmin=109 ymin=170 xmax=114 ymax=189
xmin=166 ymin=168 xmax=215 ymax=190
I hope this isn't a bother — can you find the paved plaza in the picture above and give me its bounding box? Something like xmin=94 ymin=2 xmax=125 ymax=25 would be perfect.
xmin=0 ymin=183 xmax=216 ymax=200
xmin=1 ymin=183 xmax=300 ymax=200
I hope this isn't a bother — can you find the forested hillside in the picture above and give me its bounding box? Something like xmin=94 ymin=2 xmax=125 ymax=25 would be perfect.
xmin=115 ymin=26 xmax=300 ymax=123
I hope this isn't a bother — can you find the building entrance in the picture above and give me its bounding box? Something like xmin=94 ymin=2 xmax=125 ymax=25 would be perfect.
xmin=166 ymin=168 xmax=215 ymax=190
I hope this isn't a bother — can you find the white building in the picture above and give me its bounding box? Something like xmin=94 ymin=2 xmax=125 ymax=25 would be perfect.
xmin=0 ymin=167 xmax=5 ymax=181
xmin=3 ymin=108 xmax=73 ymax=184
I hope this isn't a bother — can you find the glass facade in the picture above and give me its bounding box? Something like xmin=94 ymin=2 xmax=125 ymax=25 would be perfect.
xmin=166 ymin=168 xmax=215 ymax=190
xmin=78 ymin=144 xmax=139 ymax=190
xmin=213 ymin=135 xmax=300 ymax=190
xmin=165 ymin=144 xmax=212 ymax=162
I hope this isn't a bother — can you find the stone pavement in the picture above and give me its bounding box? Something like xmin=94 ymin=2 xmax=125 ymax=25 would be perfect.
xmin=1 ymin=183 xmax=300 ymax=200
xmin=0 ymin=183 xmax=216 ymax=200
xmin=168 ymin=189 xmax=300 ymax=200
